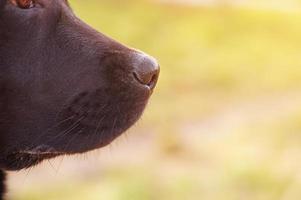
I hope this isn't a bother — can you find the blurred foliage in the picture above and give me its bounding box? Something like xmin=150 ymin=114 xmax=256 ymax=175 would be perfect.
xmin=9 ymin=0 xmax=301 ymax=200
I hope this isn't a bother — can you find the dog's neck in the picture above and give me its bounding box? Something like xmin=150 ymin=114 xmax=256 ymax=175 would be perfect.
xmin=0 ymin=170 xmax=6 ymax=200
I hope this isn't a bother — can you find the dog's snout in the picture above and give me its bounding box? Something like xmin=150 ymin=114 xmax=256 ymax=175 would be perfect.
xmin=132 ymin=52 xmax=160 ymax=90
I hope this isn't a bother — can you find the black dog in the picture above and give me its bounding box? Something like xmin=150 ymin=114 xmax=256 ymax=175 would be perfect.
xmin=0 ymin=0 xmax=159 ymax=199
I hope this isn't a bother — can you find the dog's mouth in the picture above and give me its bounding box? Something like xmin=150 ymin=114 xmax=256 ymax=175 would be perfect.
xmin=2 ymin=145 xmax=65 ymax=171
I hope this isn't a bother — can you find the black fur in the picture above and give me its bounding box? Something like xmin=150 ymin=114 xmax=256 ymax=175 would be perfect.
xmin=0 ymin=0 xmax=159 ymax=199
xmin=0 ymin=170 xmax=5 ymax=200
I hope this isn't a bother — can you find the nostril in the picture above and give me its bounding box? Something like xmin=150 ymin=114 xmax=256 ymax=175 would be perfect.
xmin=132 ymin=52 xmax=160 ymax=90
xmin=133 ymin=70 xmax=159 ymax=89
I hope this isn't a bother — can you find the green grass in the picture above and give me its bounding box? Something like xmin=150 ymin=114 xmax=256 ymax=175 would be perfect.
xmin=9 ymin=1 xmax=301 ymax=200
xmin=69 ymin=0 xmax=301 ymax=122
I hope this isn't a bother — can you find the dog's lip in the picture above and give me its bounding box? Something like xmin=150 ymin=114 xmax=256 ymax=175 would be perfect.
xmin=16 ymin=150 xmax=64 ymax=156
xmin=13 ymin=145 xmax=65 ymax=156
xmin=1 ymin=146 xmax=66 ymax=171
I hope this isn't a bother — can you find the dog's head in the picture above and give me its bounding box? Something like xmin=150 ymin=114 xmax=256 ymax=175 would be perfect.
xmin=0 ymin=0 xmax=159 ymax=170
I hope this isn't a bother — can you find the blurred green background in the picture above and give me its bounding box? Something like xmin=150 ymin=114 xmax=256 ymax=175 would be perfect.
xmin=7 ymin=0 xmax=301 ymax=199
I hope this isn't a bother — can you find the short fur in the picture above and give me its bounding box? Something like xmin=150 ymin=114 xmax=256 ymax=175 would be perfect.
xmin=0 ymin=0 xmax=159 ymax=199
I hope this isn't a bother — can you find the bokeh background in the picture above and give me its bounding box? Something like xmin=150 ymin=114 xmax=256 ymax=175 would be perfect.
xmin=7 ymin=0 xmax=301 ymax=199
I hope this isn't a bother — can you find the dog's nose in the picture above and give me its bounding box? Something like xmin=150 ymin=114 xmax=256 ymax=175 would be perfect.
xmin=132 ymin=52 xmax=160 ymax=90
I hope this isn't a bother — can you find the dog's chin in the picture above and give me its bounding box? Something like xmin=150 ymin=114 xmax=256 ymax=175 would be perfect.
xmin=2 ymin=120 xmax=140 ymax=171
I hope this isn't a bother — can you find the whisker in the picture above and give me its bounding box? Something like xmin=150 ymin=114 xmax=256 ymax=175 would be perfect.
xmin=47 ymin=115 xmax=86 ymax=144
xmin=47 ymin=160 xmax=56 ymax=174
xmin=25 ymin=115 xmax=76 ymax=151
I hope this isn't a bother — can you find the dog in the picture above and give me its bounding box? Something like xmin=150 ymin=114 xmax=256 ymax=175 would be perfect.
xmin=0 ymin=0 xmax=159 ymax=199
